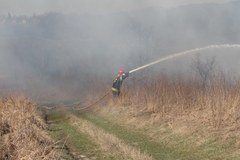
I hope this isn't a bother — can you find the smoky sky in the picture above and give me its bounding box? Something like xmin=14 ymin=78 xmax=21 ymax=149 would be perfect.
xmin=0 ymin=0 xmax=234 ymax=15
xmin=0 ymin=0 xmax=240 ymax=101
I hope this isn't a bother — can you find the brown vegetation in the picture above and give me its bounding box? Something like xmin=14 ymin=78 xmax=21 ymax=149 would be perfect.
xmin=0 ymin=96 xmax=57 ymax=160
xmin=104 ymin=73 xmax=240 ymax=137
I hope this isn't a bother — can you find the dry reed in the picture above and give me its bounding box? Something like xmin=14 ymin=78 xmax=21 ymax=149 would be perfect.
xmin=0 ymin=96 xmax=57 ymax=160
xmin=107 ymin=73 xmax=240 ymax=131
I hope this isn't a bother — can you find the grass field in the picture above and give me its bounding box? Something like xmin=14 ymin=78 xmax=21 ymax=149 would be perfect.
xmin=2 ymin=73 xmax=240 ymax=159
xmin=45 ymin=109 xmax=240 ymax=160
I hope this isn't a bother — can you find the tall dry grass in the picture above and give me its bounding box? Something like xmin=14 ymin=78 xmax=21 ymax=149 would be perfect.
xmin=107 ymin=73 xmax=240 ymax=130
xmin=0 ymin=96 xmax=57 ymax=160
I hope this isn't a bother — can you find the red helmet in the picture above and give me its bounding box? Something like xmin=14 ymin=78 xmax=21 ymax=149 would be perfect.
xmin=118 ymin=68 xmax=124 ymax=75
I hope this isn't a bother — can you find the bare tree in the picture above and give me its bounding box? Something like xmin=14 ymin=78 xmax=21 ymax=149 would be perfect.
xmin=191 ymin=55 xmax=216 ymax=90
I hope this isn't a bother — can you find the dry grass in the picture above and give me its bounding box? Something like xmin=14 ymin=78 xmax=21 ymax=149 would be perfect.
xmin=103 ymin=73 xmax=240 ymax=139
xmin=85 ymin=73 xmax=240 ymax=158
xmin=0 ymin=96 xmax=57 ymax=160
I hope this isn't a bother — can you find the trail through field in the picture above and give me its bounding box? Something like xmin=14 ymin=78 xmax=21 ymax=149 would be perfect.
xmin=69 ymin=114 xmax=153 ymax=160
xmin=47 ymin=110 xmax=181 ymax=159
xmin=47 ymin=111 xmax=101 ymax=160
xmin=46 ymin=109 xmax=240 ymax=160
xmin=72 ymin=112 xmax=206 ymax=160
xmin=47 ymin=110 xmax=153 ymax=160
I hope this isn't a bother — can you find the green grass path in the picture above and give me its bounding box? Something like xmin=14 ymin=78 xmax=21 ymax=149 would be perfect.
xmin=74 ymin=111 xmax=196 ymax=160
xmin=47 ymin=111 xmax=111 ymax=160
xmin=46 ymin=110 xmax=239 ymax=160
xmin=74 ymin=111 xmax=239 ymax=160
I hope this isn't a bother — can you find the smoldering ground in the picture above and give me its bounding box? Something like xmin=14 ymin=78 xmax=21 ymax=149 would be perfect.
xmin=0 ymin=0 xmax=240 ymax=101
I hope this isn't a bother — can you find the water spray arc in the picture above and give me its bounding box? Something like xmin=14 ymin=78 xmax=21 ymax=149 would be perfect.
xmin=72 ymin=44 xmax=240 ymax=111
xmin=129 ymin=44 xmax=240 ymax=74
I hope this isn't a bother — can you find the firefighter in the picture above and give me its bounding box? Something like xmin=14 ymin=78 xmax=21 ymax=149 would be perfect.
xmin=112 ymin=69 xmax=129 ymax=96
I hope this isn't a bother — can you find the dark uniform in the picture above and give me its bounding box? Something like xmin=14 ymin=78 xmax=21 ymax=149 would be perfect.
xmin=112 ymin=72 xmax=129 ymax=96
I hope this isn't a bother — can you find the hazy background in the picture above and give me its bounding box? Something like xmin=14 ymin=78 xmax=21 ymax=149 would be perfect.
xmin=0 ymin=0 xmax=233 ymax=15
xmin=0 ymin=0 xmax=240 ymax=101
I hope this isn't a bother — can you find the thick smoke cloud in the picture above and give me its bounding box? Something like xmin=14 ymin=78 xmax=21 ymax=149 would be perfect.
xmin=0 ymin=0 xmax=233 ymax=15
xmin=0 ymin=0 xmax=240 ymax=100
